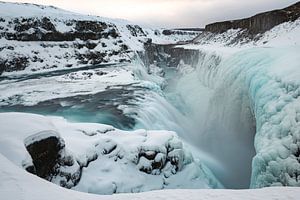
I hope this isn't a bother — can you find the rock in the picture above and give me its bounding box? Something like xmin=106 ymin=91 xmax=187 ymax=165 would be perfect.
xmin=24 ymin=131 xmax=65 ymax=178
xmin=75 ymin=20 xmax=107 ymax=32
xmin=14 ymin=17 xmax=56 ymax=32
xmin=137 ymin=139 xmax=185 ymax=175
xmin=205 ymin=2 xmax=300 ymax=34
xmin=141 ymin=43 xmax=199 ymax=68
xmin=126 ymin=25 xmax=146 ymax=37
xmin=0 ymin=56 xmax=29 ymax=74
xmin=162 ymin=29 xmax=200 ymax=37
xmin=24 ymin=130 xmax=81 ymax=188
xmin=76 ymin=51 xmax=107 ymax=65
xmin=2 ymin=18 xmax=120 ymax=41
xmin=162 ymin=30 xmax=172 ymax=35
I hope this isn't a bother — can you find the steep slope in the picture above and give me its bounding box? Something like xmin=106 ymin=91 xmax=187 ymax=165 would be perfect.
xmin=195 ymin=2 xmax=300 ymax=45
xmin=163 ymin=18 xmax=300 ymax=188
xmin=1 ymin=0 xmax=300 ymax=194
xmin=0 ymin=2 xmax=198 ymax=75
xmin=0 ymin=2 xmax=200 ymax=131
xmin=205 ymin=2 xmax=300 ymax=34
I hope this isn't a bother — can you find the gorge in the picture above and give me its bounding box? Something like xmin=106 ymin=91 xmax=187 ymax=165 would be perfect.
xmin=0 ymin=1 xmax=300 ymax=198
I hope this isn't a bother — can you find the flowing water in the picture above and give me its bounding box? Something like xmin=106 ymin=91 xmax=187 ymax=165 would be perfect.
xmin=0 ymin=50 xmax=256 ymax=189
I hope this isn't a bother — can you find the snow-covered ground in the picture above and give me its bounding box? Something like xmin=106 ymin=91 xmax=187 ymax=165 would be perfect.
xmin=0 ymin=2 xmax=198 ymax=76
xmin=1 ymin=151 xmax=299 ymax=200
xmin=0 ymin=112 xmax=222 ymax=194
xmin=1 ymin=1 xmax=300 ymax=199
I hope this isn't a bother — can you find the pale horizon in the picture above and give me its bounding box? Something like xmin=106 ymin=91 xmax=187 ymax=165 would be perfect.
xmin=2 ymin=0 xmax=300 ymax=28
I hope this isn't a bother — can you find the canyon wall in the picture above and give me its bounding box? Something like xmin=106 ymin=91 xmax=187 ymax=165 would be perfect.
xmin=205 ymin=2 xmax=300 ymax=34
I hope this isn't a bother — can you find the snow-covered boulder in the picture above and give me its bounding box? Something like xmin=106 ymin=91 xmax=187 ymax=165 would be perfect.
xmin=0 ymin=112 xmax=222 ymax=195
xmin=24 ymin=130 xmax=81 ymax=188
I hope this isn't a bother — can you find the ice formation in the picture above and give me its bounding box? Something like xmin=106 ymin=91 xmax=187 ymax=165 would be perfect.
xmin=0 ymin=1 xmax=300 ymax=195
xmin=0 ymin=112 xmax=222 ymax=194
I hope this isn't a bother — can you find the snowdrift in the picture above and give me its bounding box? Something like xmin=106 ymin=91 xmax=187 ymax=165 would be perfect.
xmin=0 ymin=112 xmax=222 ymax=194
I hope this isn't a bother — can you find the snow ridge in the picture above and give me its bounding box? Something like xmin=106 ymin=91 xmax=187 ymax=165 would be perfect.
xmin=0 ymin=112 xmax=222 ymax=194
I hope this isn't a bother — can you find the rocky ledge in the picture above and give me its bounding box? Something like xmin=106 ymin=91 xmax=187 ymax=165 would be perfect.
xmin=205 ymin=2 xmax=300 ymax=34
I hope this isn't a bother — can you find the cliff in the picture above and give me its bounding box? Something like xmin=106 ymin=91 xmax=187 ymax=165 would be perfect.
xmin=205 ymin=2 xmax=300 ymax=34
xmin=0 ymin=2 xmax=198 ymax=75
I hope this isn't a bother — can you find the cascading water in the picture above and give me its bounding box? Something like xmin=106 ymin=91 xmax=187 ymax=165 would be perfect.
xmin=132 ymin=42 xmax=300 ymax=189
xmin=132 ymin=48 xmax=257 ymax=189
xmin=3 ymin=41 xmax=297 ymax=189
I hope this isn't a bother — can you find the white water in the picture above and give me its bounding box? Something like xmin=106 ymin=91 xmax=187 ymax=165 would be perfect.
xmin=130 ymin=51 xmax=256 ymax=189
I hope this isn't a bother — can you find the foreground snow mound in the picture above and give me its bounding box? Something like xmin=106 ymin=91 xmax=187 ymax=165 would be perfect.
xmin=0 ymin=112 xmax=222 ymax=194
xmin=1 ymin=153 xmax=299 ymax=200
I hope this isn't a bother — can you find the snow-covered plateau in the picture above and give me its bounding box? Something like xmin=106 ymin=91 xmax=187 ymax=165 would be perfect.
xmin=0 ymin=1 xmax=300 ymax=200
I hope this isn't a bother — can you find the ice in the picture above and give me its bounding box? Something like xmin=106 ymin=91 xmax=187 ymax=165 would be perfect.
xmin=1 ymin=152 xmax=299 ymax=200
xmin=1 ymin=0 xmax=300 ymax=192
xmin=0 ymin=112 xmax=222 ymax=195
xmin=174 ymin=20 xmax=300 ymax=188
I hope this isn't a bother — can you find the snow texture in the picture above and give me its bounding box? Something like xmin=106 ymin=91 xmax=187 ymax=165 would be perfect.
xmin=0 ymin=152 xmax=299 ymax=200
xmin=0 ymin=112 xmax=222 ymax=195
xmin=0 ymin=2 xmax=198 ymax=76
xmin=176 ymin=18 xmax=300 ymax=188
xmin=0 ymin=0 xmax=300 ymax=195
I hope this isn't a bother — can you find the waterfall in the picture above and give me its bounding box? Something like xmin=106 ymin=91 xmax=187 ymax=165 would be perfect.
xmin=133 ymin=48 xmax=256 ymax=189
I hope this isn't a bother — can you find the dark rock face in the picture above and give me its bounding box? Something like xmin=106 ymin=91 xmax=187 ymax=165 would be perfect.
xmin=162 ymin=30 xmax=172 ymax=36
xmin=205 ymin=2 xmax=300 ymax=34
xmin=76 ymin=51 xmax=107 ymax=65
xmin=0 ymin=16 xmax=130 ymax=74
xmin=0 ymin=56 xmax=29 ymax=74
xmin=75 ymin=20 xmax=107 ymax=33
xmin=14 ymin=17 xmax=56 ymax=32
xmin=141 ymin=42 xmax=199 ymax=68
xmin=2 ymin=18 xmax=120 ymax=41
xmin=126 ymin=25 xmax=146 ymax=37
xmin=162 ymin=29 xmax=199 ymax=38
xmin=24 ymin=131 xmax=81 ymax=188
xmin=25 ymin=133 xmax=64 ymax=178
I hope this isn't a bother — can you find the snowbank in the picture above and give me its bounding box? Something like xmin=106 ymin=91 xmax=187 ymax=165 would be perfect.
xmin=1 ymin=153 xmax=299 ymax=200
xmin=0 ymin=112 xmax=222 ymax=195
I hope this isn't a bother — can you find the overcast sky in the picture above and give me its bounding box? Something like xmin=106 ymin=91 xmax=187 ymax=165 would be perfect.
xmin=5 ymin=0 xmax=299 ymax=28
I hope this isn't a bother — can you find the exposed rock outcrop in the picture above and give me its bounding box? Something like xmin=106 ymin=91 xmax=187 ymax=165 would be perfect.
xmin=140 ymin=42 xmax=199 ymax=69
xmin=205 ymin=2 xmax=300 ymax=34
xmin=162 ymin=29 xmax=200 ymax=38
xmin=24 ymin=131 xmax=81 ymax=188
xmin=126 ymin=24 xmax=147 ymax=37
xmin=0 ymin=56 xmax=29 ymax=74
xmin=1 ymin=17 xmax=120 ymax=41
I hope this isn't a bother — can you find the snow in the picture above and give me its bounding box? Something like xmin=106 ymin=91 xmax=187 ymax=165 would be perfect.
xmin=0 ymin=0 xmax=300 ymax=196
xmin=0 ymin=112 xmax=222 ymax=195
xmin=0 ymin=152 xmax=299 ymax=200
xmin=24 ymin=130 xmax=62 ymax=147
xmin=169 ymin=18 xmax=300 ymax=188
xmin=0 ymin=66 xmax=138 ymax=106
xmin=0 ymin=1 xmax=198 ymax=77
